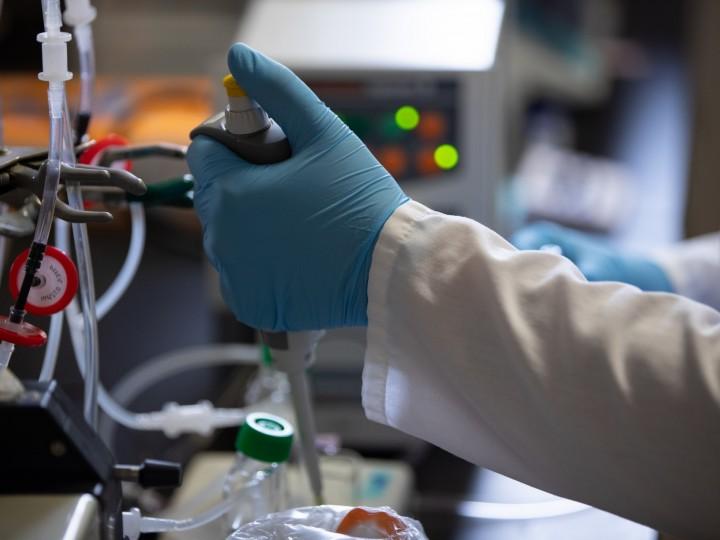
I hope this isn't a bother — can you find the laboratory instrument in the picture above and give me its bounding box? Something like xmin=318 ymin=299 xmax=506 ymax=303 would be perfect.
xmin=0 ymin=3 xmax=256 ymax=538
xmin=237 ymin=0 xmax=505 ymax=223
xmin=0 ymin=380 xmax=182 ymax=540
xmin=1 ymin=17 xmax=339 ymax=533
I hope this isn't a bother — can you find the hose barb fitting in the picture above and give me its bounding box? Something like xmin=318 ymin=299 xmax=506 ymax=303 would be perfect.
xmin=37 ymin=1 xmax=72 ymax=84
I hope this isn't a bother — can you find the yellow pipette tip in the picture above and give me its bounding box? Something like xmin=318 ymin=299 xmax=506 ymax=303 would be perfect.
xmin=223 ymin=74 xmax=247 ymax=97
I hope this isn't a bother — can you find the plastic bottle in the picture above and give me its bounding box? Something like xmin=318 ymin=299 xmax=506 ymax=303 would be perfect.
xmin=223 ymin=412 xmax=294 ymax=532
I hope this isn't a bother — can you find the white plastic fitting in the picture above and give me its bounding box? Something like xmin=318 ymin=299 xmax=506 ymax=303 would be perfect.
xmin=122 ymin=508 xmax=143 ymax=540
xmin=123 ymin=496 xmax=238 ymax=539
xmin=37 ymin=23 xmax=72 ymax=83
xmin=134 ymin=401 xmax=246 ymax=438
xmin=63 ymin=0 xmax=97 ymax=27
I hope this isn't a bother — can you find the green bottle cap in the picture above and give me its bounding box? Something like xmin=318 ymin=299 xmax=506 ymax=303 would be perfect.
xmin=235 ymin=412 xmax=294 ymax=463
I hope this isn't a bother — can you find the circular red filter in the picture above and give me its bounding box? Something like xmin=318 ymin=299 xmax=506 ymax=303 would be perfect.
xmin=9 ymin=245 xmax=79 ymax=316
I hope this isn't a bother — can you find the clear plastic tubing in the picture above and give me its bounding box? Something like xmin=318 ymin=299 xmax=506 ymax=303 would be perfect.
xmin=54 ymin=204 xmax=253 ymax=439
xmin=57 ymin=218 xmax=143 ymax=433
xmin=57 ymin=236 xmax=258 ymax=439
xmin=38 ymin=0 xmax=97 ymax=387
xmin=64 ymin=201 xmax=145 ymax=326
xmin=62 ymin=97 xmax=100 ymax=430
xmin=111 ymin=344 xmax=260 ymax=407
xmin=45 ymin=201 xmax=142 ymax=393
xmin=73 ymin=23 xmax=94 ymax=118
xmin=56 ymin=215 xmax=253 ymax=440
xmin=95 ymin=202 xmax=145 ymax=321
xmin=3 ymin=0 xmax=70 ymax=366
xmin=100 ymin=344 xmax=259 ymax=445
xmin=124 ymin=496 xmax=238 ymax=539
xmin=34 ymin=83 xmax=63 ymax=245
xmin=68 ymin=197 xmax=99 ymax=429
xmin=35 ymin=0 xmax=69 ymax=246
xmin=39 ymin=309 xmax=63 ymax=381
xmin=144 ymin=497 xmax=238 ymax=532
xmin=64 ymin=0 xmax=96 ymax=139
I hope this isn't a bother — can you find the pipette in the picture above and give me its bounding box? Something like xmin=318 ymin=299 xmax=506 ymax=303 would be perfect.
xmin=190 ymin=75 xmax=325 ymax=504
xmin=261 ymin=331 xmax=325 ymax=504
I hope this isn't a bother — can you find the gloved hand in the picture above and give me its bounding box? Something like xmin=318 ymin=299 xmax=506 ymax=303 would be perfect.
xmin=187 ymin=44 xmax=409 ymax=331
xmin=512 ymin=221 xmax=674 ymax=292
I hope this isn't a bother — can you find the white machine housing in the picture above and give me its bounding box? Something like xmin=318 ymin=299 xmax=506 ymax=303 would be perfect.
xmin=237 ymin=0 xmax=506 ymax=224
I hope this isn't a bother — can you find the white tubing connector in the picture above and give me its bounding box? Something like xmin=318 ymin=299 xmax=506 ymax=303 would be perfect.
xmin=123 ymin=495 xmax=238 ymax=539
xmin=122 ymin=508 xmax=143 ymax=540
xmin=133 ymin=401 xmax=246 ymax=438
xmin=37 ymin=23 xmax=72 ymax=83
xmin=63 ymin=0 xmax=97 ymax=27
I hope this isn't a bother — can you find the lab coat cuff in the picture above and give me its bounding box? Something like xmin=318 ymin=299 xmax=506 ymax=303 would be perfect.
xmin=362 ymin=200 xmax=436 ymax=425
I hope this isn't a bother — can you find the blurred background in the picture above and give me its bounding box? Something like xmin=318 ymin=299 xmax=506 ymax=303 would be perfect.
xmin=0 ymin=0 xmax=714 ymax=538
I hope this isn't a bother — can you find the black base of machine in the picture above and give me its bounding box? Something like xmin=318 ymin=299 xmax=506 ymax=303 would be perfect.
xmin=0 ymin=380 xmax=123 ymax=540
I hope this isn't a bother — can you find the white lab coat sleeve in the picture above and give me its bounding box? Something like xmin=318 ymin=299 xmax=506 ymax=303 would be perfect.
xmin=651 ymin=232 xmax=720 ymax=311
xmin=362 ymin=201 xmax=720 ymax=540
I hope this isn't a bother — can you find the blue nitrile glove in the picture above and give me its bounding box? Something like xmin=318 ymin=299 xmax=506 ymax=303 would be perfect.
xmin=512 ymin=221 xmax=674 ymax=292
xmin=187 ymin=44 xmax=409 ymax=331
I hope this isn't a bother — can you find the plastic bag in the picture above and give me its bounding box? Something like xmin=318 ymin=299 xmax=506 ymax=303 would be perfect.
xmin=227 ymin=505 xmax=427 ymax=540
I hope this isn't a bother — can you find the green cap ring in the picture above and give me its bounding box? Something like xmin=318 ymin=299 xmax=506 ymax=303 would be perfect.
xmin=236 ymin=412 xmax=294 ymax=463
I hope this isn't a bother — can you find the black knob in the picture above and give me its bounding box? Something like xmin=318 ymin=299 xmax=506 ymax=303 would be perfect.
xmin=138 ymin=459 xmax=183 ymax=489
xmin=114 ymin=459 xmax=183 ymax=489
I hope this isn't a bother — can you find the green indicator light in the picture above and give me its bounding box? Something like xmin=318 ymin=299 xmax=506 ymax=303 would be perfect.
xmin=434 ymin=144 xmax=459 ymax=170
xmin=395 ymin=105 xmax=420 ymax=131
